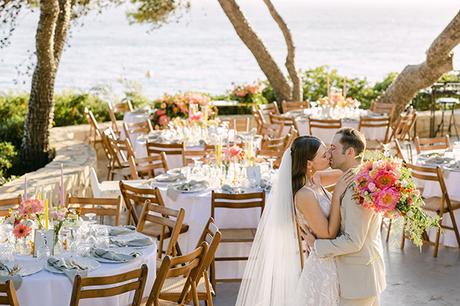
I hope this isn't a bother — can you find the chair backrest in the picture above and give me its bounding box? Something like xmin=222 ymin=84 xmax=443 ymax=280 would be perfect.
xmin=253 ymin=109 xmax=282 ymax=138
xmin=113 ymin=100 xmax=134 ymax=113
xmin=69 ymin=264 xmax=148 ymax=306
xmin=294 ymin=210 xmax=310 ymax=269
xmin=0 ymin=281 xmax=19 ymax=306
xmin=137 ymin=200 xmax=185 ymax=258
xmin=182 ymin=144 xmax=215 ymax=166
xmin=226 ymin=117 xmax=250 ymax=133
xmin=84 ymin=108 xmax=102 ymax=142
xmin=211 ymin=191 xmax=265 ymax=219
xmin=358 ymin=115 xmax=391 ymax=143
xmin=389 ymin=109 xmax=416 ymax=141
xmin=107 ymin=102 xmax=120 ymax=135
xmin=281 ymin=100 xmax=309 ymax=113
xmin=393 ymin=139 xmax=405 ymax=161
xmin=128 ymin=153 xmax=169 ymax=180
xmin=119 ymin=182 xmax=165 ymax=225
xmin=257 ymin=102 xmax=280 ymax=123
xmin=0 ymin=195 xmax=22 ymax=218
xmin=194 ymin=218 xmax=222 ymax=278
xmin=123 ymin=121 xmax=153 ymax=141
xmin=66 ymin=195 xmax=121 ymax=226
xmin=370 ymin=101 xmax=395 ymax=115
xmin=104 ymin=130 xmax=129 ymax=167
xmin=146 ymin=141 xmax=184 ymax=157
xmin=414 ymin=135 xmax=450 ymax=154
xmin=269 ymin=113 xmax=299 ymax=137
xmin=147 ymin=242 xmax=208 ymax=306
xmin=309 ymin=118 xmax=342 ymax=135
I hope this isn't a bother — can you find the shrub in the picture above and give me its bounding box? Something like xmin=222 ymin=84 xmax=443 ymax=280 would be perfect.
xmin=0 ymin=141 xmax=18 ymax=185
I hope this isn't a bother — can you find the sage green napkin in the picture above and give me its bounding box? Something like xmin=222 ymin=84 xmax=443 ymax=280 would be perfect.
xmin=90 ymin=248 xmax=140 ymax=262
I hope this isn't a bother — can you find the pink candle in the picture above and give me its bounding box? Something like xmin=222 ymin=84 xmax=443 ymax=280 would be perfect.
xmin=23 ymin=175 xmax=27 ymax=201
xmin=60 ymin=164 xmax=64 ymax=206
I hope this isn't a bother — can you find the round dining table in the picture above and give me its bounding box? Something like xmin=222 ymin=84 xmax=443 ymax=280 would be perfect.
xmin=10 ymin=234 xmax=157 ymax=306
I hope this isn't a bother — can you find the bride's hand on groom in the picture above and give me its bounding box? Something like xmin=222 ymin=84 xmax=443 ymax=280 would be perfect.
xmin=333 ymin=169 xmax=355 ymax=200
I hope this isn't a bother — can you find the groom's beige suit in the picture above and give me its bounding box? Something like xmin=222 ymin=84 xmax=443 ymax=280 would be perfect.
xmin=315 ymin=187 xmax=386 ymax=306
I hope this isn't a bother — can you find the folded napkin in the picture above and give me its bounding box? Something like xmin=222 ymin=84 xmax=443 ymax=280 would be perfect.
xmin=110 ymin=237 xmax=153 ymax=248
xmin=109 ymin=225 xmax=136 ymax=236
xmin=47 ymin=257 xmax=88 ymax=281
xmin=90 ymin=248 xmax=140 ymax=262
xmin=154 ymin=172 xmax=186 ymax=183
xmin=166 ymin=180 xmax=209 ymax=200
xmin=220 ymin=184 xmax=244 ymax=194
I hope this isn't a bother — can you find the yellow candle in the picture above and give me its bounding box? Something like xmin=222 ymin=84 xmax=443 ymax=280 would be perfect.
xmin=216 ymin=143 xmax=222 ymax=165
xmin=45 ymin=199 xmax=49 ymax=230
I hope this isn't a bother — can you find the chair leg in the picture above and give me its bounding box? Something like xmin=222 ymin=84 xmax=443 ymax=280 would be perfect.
xmin=400 ymin=221 xmax=406 ymax=249
xmin=204 ymin=273 xmax=214 ymax=306
xmin=386 ymin=219 xmax=393 ymax=242
xmin=433 ymin=226 xmax=441 ymax=258
xmin=447 ymin=209 xmax=460 ymax=246
xmin=210 ymin=260 xmax=216 ymax=294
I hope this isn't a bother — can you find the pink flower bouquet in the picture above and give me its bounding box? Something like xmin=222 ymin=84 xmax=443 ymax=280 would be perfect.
xmin=352 ymin=152 xmax=439 ymax=246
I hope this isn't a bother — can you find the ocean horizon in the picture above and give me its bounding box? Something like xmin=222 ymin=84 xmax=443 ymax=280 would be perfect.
xmin=1 ymin=0 xmax=459 ymax=100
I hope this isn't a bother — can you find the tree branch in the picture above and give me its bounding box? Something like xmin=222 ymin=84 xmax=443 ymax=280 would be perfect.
xmin=262 ymin=0 xmax=302 ymax=101
xmin=53 ymin=0 xmax=72 ymax=67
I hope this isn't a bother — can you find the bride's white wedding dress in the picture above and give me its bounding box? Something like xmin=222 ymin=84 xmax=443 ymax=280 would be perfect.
xmin=291 ymin=186 xmax=339 ymax=305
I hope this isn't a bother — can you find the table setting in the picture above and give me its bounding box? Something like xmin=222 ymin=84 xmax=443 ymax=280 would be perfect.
xmin=0 ymin=199 xmax=157 ymax=306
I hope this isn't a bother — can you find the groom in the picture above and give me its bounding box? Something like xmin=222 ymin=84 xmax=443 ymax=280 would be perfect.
xmin=306 ymin=127 xmax=386 ymax=306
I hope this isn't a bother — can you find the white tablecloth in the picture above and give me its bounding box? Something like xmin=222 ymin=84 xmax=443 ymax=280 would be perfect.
xmin=421 ymin=168 xmax=460 ymax=247
xmin=15 ymin=243 xmax=157 ymax=306
xmin=126 ymin=181 xmax=262 ymax=280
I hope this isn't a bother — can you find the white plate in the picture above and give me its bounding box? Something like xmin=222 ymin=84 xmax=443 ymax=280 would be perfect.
xmin=173 ymin=185 xmax=208 ymax=193
xmin=110 ymin=233 xmax=154 ymax=249
xmin=45 ymin=256 xmax=100 ymax=274
xmin=0 ymin=261 xmax=43 ymax=277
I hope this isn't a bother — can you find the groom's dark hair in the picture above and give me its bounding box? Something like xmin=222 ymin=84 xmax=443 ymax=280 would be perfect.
xmin=336 ymin=127 xmax=366 ymax=156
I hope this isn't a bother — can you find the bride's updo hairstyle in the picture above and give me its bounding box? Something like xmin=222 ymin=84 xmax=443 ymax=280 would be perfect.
xmin=291 ymin=136 xmax=322 ymax=197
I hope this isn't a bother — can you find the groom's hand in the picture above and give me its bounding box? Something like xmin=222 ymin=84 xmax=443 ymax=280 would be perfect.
xmin=305 ymin=230 xmax=316 ymax=251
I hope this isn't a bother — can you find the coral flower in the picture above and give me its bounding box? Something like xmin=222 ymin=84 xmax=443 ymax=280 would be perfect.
xmin=189 ymin=112 xmax=203 ymax=122
xmin=374 ymin=188 xmax=400 ymax=212
xmin=374 ymin=169 xmax=398 ymax=189
xmin=158 ymin=115 xmax=169 ymax=126
xmin=13 ymin=223 xmax=32 ymax=239
xmin=228 ymin=145 xmax=243 ymax=158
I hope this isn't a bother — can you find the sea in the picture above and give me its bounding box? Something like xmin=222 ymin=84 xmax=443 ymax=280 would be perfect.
xmin=1 ymin=0 xmax=459 ymax=99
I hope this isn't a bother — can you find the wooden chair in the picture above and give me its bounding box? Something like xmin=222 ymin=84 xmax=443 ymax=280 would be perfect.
xmin=146 ymin=142 xmax=184 ymax=160
xmin=84 ymin=108 xmax=102 ymax=144
xmin=103 ymin=129 xmax=132 ymax=180
xmin=252 ymin=109 xmax=282 ymax=138
xmin=145 ymin=242 xmax=209 ymax=306
xmin=257 ymin=128 xmax=296 ymax=169
xmin=393 ymin=139 xmax=405 ymax=161
xmin=69 ymin=264 xmax=148 ymax=306
xmin=224 ymin=117 xmax=251 ymax=133
xmin=294 ymin=210 xmax=310 ymax=269
xmin=0 ymin=280 xmax=19 ymax=306
xmin=370 ymin=101 xmax=395 ymax=115
xmin=403 ymin=163 xmax=460 ymax=257
xmin=119 ymin=183 xmax=189 ymax=252
xmin=255 ymin=102 xmax=280 ymax=123
xmin=123 ymin=120 xmax=153 ymax=141
xmin=269 ymin=113 xmax=299 ymax=137
xmin=65 ymin=195 xmax=121 ymax=226
xmin=358 ymin=115 xmax=391 ymax=150
xmin=309 ymin=118 xmax=342 ymax=137
xmin=128 ymin=153 xmax=169 ymax=180
xmin=0 ymin=195 xmax=22 ymax=218
xmin=182 ymin=144 xmax=215 ymax=166
xmin=159 ymin=218 xmax=221 ymax=305
xmin=107 ymin=102 xmax=121 ymax=136
xmin=210 ymin=191 xmax=265 ymax=285
xmin=415 ymin=135 xmax=450 ymax=154
xmin=113 ymin=100 xmax=134 ymax=113
xmin=389 ymin=109 xmax=417 ymax=142
xmin=137 ymin=200 xmax=185 ymax=260
xmin=281 ymin=100 xmax=309 ymax=113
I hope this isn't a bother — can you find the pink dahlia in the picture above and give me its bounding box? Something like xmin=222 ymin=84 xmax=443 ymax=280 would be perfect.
xmin=13 ymin=223 xmax=32 ymax=239
xmin=374 ymin=187 xmax=400 ymax=212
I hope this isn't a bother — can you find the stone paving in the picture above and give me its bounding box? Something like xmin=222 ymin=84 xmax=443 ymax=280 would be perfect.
xmin=213 ymin=243 xmax=460 ymax=306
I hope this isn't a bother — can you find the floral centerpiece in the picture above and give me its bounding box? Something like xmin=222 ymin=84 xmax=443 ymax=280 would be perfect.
xmin=151 ymin=92 xmax=217 ymax=128
xmin=6 ymin=199 xmax=44 ymax=240
xmin=352 ymin=151 xmax=439 ymax=246
xmin=228 ymin=82 xmax=267 ymax=104
xmin=317 ymin=93 xmax=360 ymax=109
xmin=51 ymin=205 xmax=80 ymax=243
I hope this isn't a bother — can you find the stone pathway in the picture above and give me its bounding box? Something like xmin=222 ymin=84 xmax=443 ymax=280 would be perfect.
xmin=213 ymin=243 xmax=460 ymax=306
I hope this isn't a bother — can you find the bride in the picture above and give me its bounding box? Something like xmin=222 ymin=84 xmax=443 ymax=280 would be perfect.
xmin=236 ymin=135 xmax=353 ymax=306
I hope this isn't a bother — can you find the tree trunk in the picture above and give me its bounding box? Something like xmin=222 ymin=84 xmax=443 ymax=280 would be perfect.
xmin=218 ymin=0 xmax=293 ymax=102
xmin=378 ymin=10 xmax=460 ymax=123
xmin=21 ymin=0 xmax=71 ymax=170
xmin=262 ymin=0 xmax=302 ymax=101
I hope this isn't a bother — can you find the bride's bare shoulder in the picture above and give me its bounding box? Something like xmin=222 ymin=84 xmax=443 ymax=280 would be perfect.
xmin=294 ymin=186 xmax=319 ymax=208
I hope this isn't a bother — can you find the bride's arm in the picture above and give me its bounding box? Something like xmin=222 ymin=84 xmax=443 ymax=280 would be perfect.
xmin=295 ymin=189 xmax=340 ymax=239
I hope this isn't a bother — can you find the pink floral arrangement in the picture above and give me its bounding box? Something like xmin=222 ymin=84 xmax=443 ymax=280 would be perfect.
xmin=317 ymin=93 xmax=360 ymax=108
xmin=189 ymin=111 xmax=203 ymax=123
xmin=229 ymin=82 xmax=267 ymax=104
xmin=352 ymin=151 xmax=438 ymax=246
xmin=151 ymin=92 xmax=217 ymax=128
xmin=18 ymin=199 xmax=44 ymax=219
xmin=13 ymin=223 xmax=32 ymax=239
xmin=227 ymin=144 xmax=244 ymax=160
